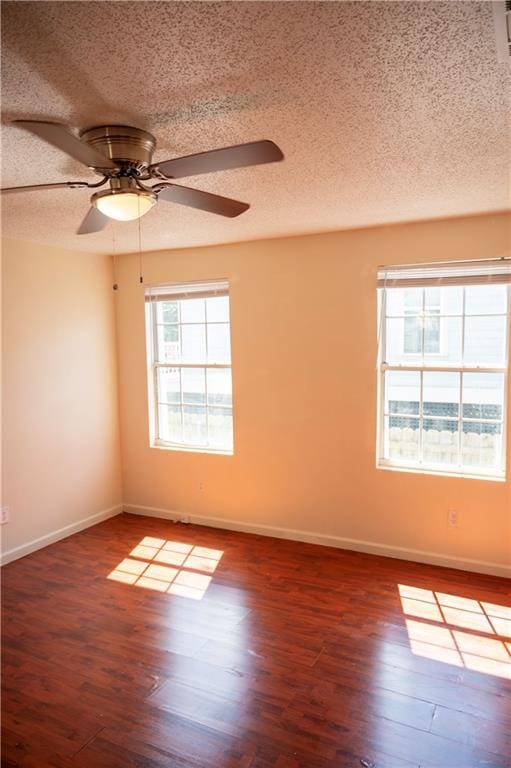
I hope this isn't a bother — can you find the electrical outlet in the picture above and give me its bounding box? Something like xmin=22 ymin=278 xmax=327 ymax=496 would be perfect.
xmin=447 ymin=509 xmax=459 ymax=528
xmin=0 ymin=506 xmax=10 ymax=524
xmin=198 ymin=481 xmax=205 ymax=492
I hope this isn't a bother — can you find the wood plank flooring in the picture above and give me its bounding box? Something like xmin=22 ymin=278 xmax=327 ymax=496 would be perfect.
xmin=1 ymin=512 xmax=510 ymax=768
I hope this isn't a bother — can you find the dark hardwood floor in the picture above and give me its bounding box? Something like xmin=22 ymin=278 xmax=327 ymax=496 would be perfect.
xmin=1 ymin=512 xmax=510 ymax=768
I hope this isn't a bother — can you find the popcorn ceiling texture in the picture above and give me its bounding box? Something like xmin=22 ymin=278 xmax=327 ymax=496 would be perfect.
xmin=1 ymin=1 xmax=510 ymax=254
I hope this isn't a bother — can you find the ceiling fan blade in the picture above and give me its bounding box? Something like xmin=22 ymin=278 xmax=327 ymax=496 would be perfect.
xmin=13 ymin=121 xmax=117 ymax=170
xmin=1 ymin=182 xmax=75 ymax=194
xmin=151 ymin=140 xmax=283 ymax=179
xmin=77 ymin=206 xmax=109 ymax=235
xmin=1 ymin=181 xmax=92 ymax=194
xmin=157 ymin=184 xmax=249 ymax=217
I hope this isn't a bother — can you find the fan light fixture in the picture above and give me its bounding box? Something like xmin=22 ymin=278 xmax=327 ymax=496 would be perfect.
xmin=91 ymin=179 xmax=156 ymax=222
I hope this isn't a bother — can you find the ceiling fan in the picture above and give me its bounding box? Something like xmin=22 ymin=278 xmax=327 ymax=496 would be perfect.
xmin=1 ymin=121 xmax=284 ymax=234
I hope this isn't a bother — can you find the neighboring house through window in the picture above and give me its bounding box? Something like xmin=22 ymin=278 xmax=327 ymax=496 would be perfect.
xmin=403 ymin=288 xmax=441 ymax=354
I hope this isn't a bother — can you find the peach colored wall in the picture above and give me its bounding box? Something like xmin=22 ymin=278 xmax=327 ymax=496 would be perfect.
xmin=1 ymin=238 xmax=122 ymax=556
xmin=115 ymin=213 xmax=511 ymax=572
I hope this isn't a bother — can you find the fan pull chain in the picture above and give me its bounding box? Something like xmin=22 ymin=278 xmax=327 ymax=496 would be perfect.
xmin=138 ymin=195 xmax=143 ymax=284
xmin=112 ymin=221 xmax=118 ymax=292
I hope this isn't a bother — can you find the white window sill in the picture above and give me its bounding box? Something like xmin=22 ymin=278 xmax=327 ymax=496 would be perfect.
xmin=377 ymin=460 xmax=506 ymax=482
xmin=151 ymin=440 xmax=233 ymax=456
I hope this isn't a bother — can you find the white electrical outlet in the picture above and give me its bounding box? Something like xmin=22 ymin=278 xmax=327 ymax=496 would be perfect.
xmin=1 ymin=506 xmax=10 ymax=524
xmin=448 ymin=509 xmax=459 ymax=528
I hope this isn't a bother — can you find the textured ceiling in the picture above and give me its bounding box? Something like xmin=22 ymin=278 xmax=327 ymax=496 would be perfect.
xmin=1 ymin=1 xmax=510 ymax=254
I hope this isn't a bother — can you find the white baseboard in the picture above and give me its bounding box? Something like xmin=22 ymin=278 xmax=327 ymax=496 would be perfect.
xmin=0 ymin=504 xmax=123 ymax=566
xmin=124 ymin=504 xmax=180 ymax=523
xmin=123 ymin=504 xmax=511 ymax=578
xmin=3 ymin=501 xmax=508 ymax=578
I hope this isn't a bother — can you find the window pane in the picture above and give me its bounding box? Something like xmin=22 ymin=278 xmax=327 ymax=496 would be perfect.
xmin=431 ymin=316 xmax=462 ymax=365
xmin=207 ymin=368 xmax=232 ymax=406
xmin=207 ymin=323 xmax=231 ymax=363
xmin=385 ymin=317 xmax=404 ymax=360
xmin=422 ymin=419 xmax=459 ymax=466
xmin=206 ymin=296 xmax=229 ymax=322
xmin=155 ymin=301 xmax=179 ymax=324
xmin=157 ymin=368 xmax=180 ymax=404
xmin=385 ymin=318 xmax=421 ymax=364
xmin=182 ymin=367 xmax=206 ymax=405
xmin=180 ymin=298 xmax=205 ymax=323
xmin=163 ymin=324 xmax=179 ymax=343
xmin=424 ymin=315 xmax=440 ymax=354
xmin=385 ymin=288 xmax=406 ymax=316
xmin=465 ymin=285 xmax=507 ymax=315
xmin=404 ymin=316 xmax=422 ymax=354
xmin=424 ymin=287 xmax=440 ymax=309
xmin=181 ymin=324 xmax=206 ymax=362
xmin=386 ymin=416 xmax=419 ymax=461
xmin=423 ymin=372 xmax=460 ymax=418
xmin=462 ymin=373 xmax=504 ymax=421
xmin=440 ymin=287 xmax=463 ymax=315
xmin=385 ymin=371 xmax=420 ymax=415
xmin=161 ymin=301 xmax=178 ymax=324
xmin=208 ymin=407 xmax=233 ymax=449
xmin=158 ymin=404 xmax=182 ymax=443
xmin=461 ymin=421 xmax=502 ymax=469
xmin=156 ymin=323 xmax=181 ymax=362
xmin=464 ymin=315 xmax=507 ymax=366
xmin=183 ymin=405 xmax=207 ymax=445
xmin=404 ymin=288 xmax=423 ymax=310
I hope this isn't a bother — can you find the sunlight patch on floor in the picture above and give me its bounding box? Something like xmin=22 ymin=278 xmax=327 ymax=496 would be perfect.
xmin=107 ymin=538 xmax=223 ymax=600
xmin=399 ymin=584 xmax=511 ymax=679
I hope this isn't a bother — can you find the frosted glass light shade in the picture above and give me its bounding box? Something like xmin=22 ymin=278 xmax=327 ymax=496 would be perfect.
xmin=94 ymin=190 xmax=156 ymax=221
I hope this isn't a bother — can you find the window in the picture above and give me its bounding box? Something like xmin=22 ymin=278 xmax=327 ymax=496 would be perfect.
xmin=377 ymin=260 xmax=511 ymax=479
xmin=145 ymin=280 xmax=233 ymax=453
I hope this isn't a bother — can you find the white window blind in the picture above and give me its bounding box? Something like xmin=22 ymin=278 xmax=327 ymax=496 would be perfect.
xmin=377 ymin=259 xmax=511 ymax=289
xmin=145 ymin=280 xmax=229 ymax=303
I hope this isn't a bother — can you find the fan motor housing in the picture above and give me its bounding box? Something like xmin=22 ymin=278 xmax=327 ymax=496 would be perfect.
xmin=80 ymin=125 xmax=156 ymax=175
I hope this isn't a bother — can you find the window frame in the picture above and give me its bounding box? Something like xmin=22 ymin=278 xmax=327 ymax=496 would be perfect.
xmin=146 ymin=283 xmax=234 ymax=455
xmin=377 ymin=284 xmax=511 ymax=481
